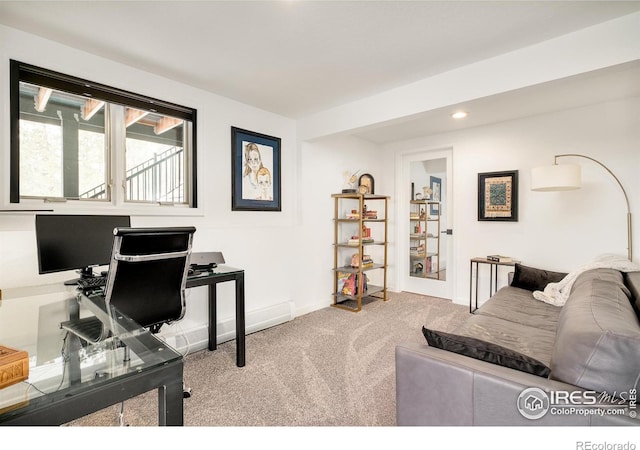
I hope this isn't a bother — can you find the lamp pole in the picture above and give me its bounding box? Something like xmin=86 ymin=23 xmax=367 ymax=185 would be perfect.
xmin=555 ymin=154 xmax=632 ymax=261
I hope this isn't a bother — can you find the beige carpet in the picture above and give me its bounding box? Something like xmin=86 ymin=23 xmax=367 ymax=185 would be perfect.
xmin=67 ymin=291 xmax=468 ymax=426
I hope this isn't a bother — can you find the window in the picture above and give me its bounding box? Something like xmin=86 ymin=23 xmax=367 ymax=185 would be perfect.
xmin=10 ymin=60 xmax=197 ymax=207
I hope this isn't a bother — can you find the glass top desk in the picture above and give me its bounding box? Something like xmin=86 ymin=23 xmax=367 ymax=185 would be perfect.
xmin=0 ymin=285 xmax=184 ymax=426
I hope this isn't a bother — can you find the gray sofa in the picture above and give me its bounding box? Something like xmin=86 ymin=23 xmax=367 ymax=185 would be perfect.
xmin=396 ymin=266 xmax=640 ymax=426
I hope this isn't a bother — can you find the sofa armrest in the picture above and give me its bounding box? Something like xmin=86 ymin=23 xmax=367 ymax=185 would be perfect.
xmin=395 ymin=343 xmax=638 ymax=426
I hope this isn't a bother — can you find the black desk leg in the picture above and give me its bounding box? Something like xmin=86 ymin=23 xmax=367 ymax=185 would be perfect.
xmin=208 ymin=285 xmax=217 ymax=351
xmin=472 ymin=261 xmax=479 ymax=314
xmin=236 ymin=273 xmax=246 ymax=367
xmin=469 ymin=261 xmax=473 ymax=314
xmin=157 ymin=365 xmax=184 ymax=426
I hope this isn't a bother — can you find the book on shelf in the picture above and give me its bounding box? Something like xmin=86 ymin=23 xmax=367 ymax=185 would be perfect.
xmin=337 ymin=272 xmax=369 ymax=296
xmin=347 ymin=237 xmax=374 ymax=245
xmin=363 ymin=212 xmax=378 ymax=219
xmin=486 ymin=255 xmax=513 ymax=263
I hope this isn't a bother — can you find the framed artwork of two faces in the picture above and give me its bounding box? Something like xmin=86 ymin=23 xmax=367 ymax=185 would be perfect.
xmin=231 ymin=127 xmax=281 ymax=211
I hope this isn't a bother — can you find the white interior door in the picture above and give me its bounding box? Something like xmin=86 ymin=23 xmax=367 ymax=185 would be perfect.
xmin=397 ymin=148 xmax=453 ymax=299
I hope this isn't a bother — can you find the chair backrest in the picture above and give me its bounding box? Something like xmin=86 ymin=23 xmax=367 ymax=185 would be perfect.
xmin=104 ymin=226 xmax=196 ymax=332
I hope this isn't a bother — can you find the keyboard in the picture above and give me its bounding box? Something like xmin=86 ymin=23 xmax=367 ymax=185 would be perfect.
xmin=77 ymin=276 xmax=106 ymax=290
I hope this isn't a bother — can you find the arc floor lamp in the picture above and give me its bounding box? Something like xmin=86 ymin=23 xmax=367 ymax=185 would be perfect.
xmin=531 ymin=153 xmax=633 ymax=261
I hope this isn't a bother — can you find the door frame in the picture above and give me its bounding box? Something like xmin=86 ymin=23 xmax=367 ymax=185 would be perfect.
xmin=395 ymin=147 xmax=454 ymax=299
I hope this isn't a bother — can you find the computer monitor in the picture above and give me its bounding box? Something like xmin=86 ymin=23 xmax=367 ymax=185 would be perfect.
xmin=35 ymin=214 xmax=131 ymax=285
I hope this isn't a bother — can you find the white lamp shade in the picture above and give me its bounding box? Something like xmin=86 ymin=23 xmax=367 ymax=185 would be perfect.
xmin=531 ymin=164 xmax=581 ymax=191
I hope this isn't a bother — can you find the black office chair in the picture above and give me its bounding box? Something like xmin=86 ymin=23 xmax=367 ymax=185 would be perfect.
xmin=103 ymin=226 xmax=195 ymax=334
xmin=61 ymin=226 xmax=196 ymax=424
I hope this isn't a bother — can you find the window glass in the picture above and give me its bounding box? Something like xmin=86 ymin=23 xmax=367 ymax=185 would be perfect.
xmin=18 ymin=82 xmax=107 ymax=200
xmin=19 ymin=119 xmax=62 ymax=197
xmin=10 ymin=60 xmax=197 ymax=208
xmin=125 ymin=111 xmax=187 ymax=204
xmin=78 ymin=128 xmax=107 ymax=199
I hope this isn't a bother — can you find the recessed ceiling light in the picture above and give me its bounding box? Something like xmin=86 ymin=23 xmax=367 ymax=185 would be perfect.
xmin=451 ymin=111 xmax=468 ymax=119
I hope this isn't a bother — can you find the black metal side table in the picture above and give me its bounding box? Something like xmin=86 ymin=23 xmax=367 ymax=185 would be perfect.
xmin=469 ymin=257 xmax=518 ymax=313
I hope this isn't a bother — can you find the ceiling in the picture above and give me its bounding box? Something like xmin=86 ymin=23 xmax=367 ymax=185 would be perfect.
xmin=1 ymin=1 xmax=639 ymax=142
xmin=352 ymin=59 xmax=640 ymax=143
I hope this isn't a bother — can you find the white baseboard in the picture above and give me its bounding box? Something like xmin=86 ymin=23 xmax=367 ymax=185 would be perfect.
xmin=158 ymin=300 xmax=296 ymax=355
xmin=293 ymin=298 xmax=332 ymax=318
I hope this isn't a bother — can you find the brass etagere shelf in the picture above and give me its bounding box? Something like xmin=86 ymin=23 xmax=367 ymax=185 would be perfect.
xmin=409 ymin=200 xmax=441 ymax=279
xmin=331 ymin=193 xmax=389 ymax=312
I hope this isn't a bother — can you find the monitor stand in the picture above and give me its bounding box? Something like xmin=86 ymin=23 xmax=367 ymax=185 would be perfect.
xmin=64 ymin=266 xmax=97 ymax=286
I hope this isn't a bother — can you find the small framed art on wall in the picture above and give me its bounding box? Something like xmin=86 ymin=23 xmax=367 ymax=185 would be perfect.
xmin=477 ymin=170 xmax=518 ymax=222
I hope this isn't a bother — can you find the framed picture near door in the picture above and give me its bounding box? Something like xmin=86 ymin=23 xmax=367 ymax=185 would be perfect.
xmin=429 ymin=176 xmax=441 ymax=215
xmin=477 ymin=170 xmax=518 ymax=221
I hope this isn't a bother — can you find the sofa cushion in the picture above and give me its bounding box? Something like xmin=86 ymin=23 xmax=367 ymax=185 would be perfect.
xmin=422 ymin=327 xmax=550 ymax=377
xmin=477 ymin=286 xmax=561 ymax=332
xmin=453 ymin=313 xmax=556 ymax=367
xmin=551 ymin=269 xmax=640 ymax=394
xmin=623 ymin=271 xmax=640 ymax=317
xmin=510 ymin=263 xmax=567 ymax=292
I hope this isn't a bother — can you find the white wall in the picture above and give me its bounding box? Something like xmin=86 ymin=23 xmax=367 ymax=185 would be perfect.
xmin=0 ymin=25 xmax=301 ymax=348
xmin=295 ymin=134 xmax=387 ymax=313
xmin=385 ymin=96 xmax=640 ymax=306
xmin=1 ymin=14 xmax=639 ymax=352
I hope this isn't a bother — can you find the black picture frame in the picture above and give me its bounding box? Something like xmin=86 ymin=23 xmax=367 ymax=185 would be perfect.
xmin=231 ymin=127 xmax=281 ymax=211
xmin=477 ymin=170 xmax=518 ymax=222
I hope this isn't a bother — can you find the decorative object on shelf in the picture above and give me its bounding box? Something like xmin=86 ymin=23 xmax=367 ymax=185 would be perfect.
xmin=429 ymin=176 xmax=441 ymax=215
xmin=351 ymin=253 xmax=374 ymax=268
xmin=531 ymin=154 xmax=632 ymax=261
xmin=358 ymin=173 xmax=375 ymax=195
xmin=346 ymin=209 xmax=360 ymax=219
xmin=231 ymin=127 xmax=281 ymax=211
xmin=422 ymin=186 xmax=432 ymax=199
xmin=477 ymin=170 xmax=518 ymax=222
xmin=342 ymin=170 xmax=360 ymax=193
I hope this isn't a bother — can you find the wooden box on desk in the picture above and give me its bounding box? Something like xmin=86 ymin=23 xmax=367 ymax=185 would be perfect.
xmin=0 ymin=345 xmax=29 ymax=389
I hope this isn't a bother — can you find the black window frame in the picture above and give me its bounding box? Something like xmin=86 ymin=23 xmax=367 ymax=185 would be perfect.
xmin=9 ymin=60 xmax=198 ymax=207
